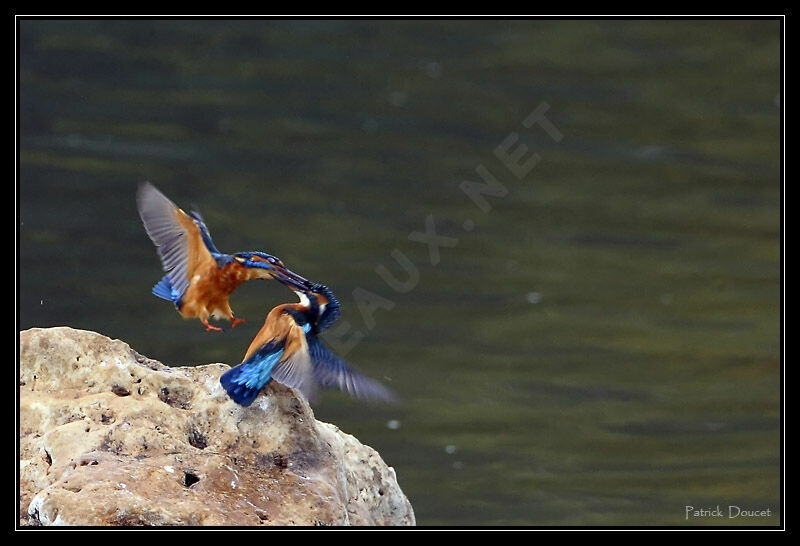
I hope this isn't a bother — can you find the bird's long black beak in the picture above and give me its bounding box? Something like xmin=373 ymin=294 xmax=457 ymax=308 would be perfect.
xmin=272 ymin=265 xmax=313 ymax=292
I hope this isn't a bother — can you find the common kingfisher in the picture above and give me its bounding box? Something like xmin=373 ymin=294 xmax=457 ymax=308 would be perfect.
xmin=220 ymin=271 xmax=394 ymax=405
xmin=136 ymin=182 xmax=304 ymax=332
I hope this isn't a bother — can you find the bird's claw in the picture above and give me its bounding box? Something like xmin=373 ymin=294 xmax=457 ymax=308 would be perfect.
xmin=203 ymin=319 xmax=223 ymax=332
xmin=230 ymin=317 xmax=246 ymax=328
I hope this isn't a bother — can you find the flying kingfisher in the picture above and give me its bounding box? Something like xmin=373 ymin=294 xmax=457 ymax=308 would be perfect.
xmin=136 ymin=182 xmax=305 ymax=332
xmin=220 ymin=271 xmax=394 ymax=406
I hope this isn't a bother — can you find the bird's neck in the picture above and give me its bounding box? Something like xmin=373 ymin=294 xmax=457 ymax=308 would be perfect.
xmin=313 ymin=287 xmax=341 ymax=332
xmin=293 ymin=291 xmax=321 ymax=321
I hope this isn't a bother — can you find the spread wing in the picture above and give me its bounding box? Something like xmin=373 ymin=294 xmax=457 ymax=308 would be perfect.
xmin=307 ymin=336 xmax=395 ymax=403
xmin=136 ymin=182 xmax=219 ymax=300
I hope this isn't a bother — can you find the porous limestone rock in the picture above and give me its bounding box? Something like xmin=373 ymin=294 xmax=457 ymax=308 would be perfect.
xmin=18 ymin=327 xmax=415 ymax=526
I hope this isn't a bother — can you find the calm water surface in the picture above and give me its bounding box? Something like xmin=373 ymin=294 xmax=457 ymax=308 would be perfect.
xmin=19 ymin=19 xmax=781 ymax=526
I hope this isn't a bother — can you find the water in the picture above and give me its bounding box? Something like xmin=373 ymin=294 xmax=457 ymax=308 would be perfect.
xmin=18 ymin=19 xmax=781 ymax=526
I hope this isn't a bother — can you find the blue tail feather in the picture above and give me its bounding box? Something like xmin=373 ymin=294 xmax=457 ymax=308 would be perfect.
xmin=152 ymin=275 xmax=182 ymax=307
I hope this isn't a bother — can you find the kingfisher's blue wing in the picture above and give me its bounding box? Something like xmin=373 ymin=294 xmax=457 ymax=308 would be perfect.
xmin=137 ymin=182 xmax=219 ymax=302
xmin=220 ymin=339 xmax=285 ymax=406
xmin=307 ymin=336 xmax=395 ymax=403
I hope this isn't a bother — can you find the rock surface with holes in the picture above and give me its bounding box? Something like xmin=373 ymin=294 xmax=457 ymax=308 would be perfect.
xmin=19 ymin=327 xmax=415 ymax=526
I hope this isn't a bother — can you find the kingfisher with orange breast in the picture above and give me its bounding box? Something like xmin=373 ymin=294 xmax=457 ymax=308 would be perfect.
xmin=137 ymin=182 xmax=305 ymax=332
xmin=220 ymin=270 xmax=394 ymax=405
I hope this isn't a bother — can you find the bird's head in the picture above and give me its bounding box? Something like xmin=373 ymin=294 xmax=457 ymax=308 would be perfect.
xmin=306 ymin=284 xmax=340 ymax=331
xmin=233 ymin=251 xmax=305 ymax=282
xmin=233 ymin=251 xmax=284 ymax=270
xmin=271 ymin=268 xmax=341 ymax=331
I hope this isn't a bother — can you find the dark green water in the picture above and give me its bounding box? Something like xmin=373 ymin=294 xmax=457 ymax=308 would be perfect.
xmin=18 ymin=19 xmax=781 ymax=526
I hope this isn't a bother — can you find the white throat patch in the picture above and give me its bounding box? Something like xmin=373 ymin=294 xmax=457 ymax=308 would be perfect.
xmin=294 ymin=291 xmax=326 ymax=317
xmin=295 ymin=291 xmax=310 ymax=307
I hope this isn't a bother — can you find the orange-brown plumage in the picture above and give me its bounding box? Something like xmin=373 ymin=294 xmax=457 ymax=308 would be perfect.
xmin=243 ymin=303 xmax=307 ymax=360
xmin=179 ymin=260 xmax=275 ymax=324
xmin=172 ymin=207 xmax=215 ymax=281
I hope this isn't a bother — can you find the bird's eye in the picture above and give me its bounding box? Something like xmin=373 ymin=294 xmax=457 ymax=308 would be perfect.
xmin=234 ymin=256 xmax=246 ymax=263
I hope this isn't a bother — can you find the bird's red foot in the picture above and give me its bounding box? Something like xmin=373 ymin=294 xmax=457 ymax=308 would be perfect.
xmin=230 ymin=317 xmax=247 ymax=329
xmin=203 ymin=319 xmax=223 ymax=332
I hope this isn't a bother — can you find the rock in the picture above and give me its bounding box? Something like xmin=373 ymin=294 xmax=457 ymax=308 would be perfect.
xmin=18 ymin=327 xmax=415 ymax=526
